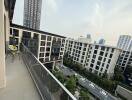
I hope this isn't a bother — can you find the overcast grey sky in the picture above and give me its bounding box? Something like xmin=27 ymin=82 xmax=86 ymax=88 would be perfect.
xmin=13 ymin=0 xmax=132 ymax=46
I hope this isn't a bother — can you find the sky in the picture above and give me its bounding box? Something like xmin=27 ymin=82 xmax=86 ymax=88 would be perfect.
xmin=13 ymin=0 xmax=132 ymax=46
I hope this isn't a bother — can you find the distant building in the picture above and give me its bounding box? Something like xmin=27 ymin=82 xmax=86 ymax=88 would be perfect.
xmin=23 ymin=0 xmax=42 ymax=30
xmin=128 ymin=40 xmax=132 ymax=51
xmin=87 ymin=34 xmax=91 ymax=39
xmin=117 ymin=35 xmax=132 ymax=51
xmin=65 ymin=38 xmax=121 ymax=77
xmin=99 ymin=39 xmax=105 ymax=45
xmin=117 ymin=50 xmax=132 ymax=71
xmin=77 ymin=34 xmax=92 ymax=43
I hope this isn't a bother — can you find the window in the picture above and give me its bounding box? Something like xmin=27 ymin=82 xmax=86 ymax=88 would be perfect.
xmin=84 ymin=44 xmax=87 ymax=47
xmin=94 ymin=50 xmax=97 ymax=54
xmin=13 ymin=29 xmax=19 ymax=36
xmin=100 ymin=68 xmax=103 ymax=72
xmin=102 ymin=63 xmax=105 ymax=67
xmin=95 ymin=45 xmax=99 ymax=49
xmin=91 ymin=59 xmax=95 ymax=63
xmin=106 ymin=47 xmax=109 ymax=51
xmin=41 ymin=35 xmax=46 ymax=40
xmin=105 ymin=53 xmax=108 ymax=57
xmin=46 ymin=53 xmax=49 ymax=56
xmin=100 ymin=51 xmax=104 ymax=56
xmin=101 ymin=46 xmax=105 ymax=51
xmin=109 ymin=54 xmax=113 ymax=58
xmin=40 ymin=47 xmax=45 ymax=52
xmin=47 ymin=42 xmax=51 ymax=46
xmin=33 ymin=33 xmax=38 ymax=39
xmin=45 ymin=58 xmax=49 ymax=62
xmin=98 ymin=56 xmax=102 ymax=61
xmin=47 ymin=36 xmax=51 ymax=41
xmin=10 ymin=28 xmax=12 ymax=35
xmin=23 ymin=31 xmax=31 ymax=38
xmin=95 ymin=66 xmax=99 ymax=70
xmin=90 ymin=64 xmax=94 ymax=67
xmin=106 ymin=64 xmax=109 ymax=69
xmin=103 ymin=58 xmax=106 ymax=62
xmin=41 ymin=41 xmax=45 ymax=46
xmin=111 ymin=48 xmax=114 ymax=53
xmin=39 ymin=53 xmax=44 ymax=57
xmin=93 ymin=55 xmax=96 ymax=59
xmin=108 ymin=59 xmax=111 ymax=63
xmin=46 ymin=47 xmax=50 ymax=51
xmin=97 ymin=61 xmax=101 ymax=66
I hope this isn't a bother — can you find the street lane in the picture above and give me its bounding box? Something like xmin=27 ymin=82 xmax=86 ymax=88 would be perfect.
xmin=60 ymin=65 xmax=117 ymax=100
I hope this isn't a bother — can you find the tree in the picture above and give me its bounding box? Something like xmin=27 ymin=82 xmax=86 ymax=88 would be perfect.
xmin=65 ymin=76 xmax=77 ymax=94
xmin=79 ymin=90 xmax=90 ymax=100
xmin=124 ymin=65 xmax=132 ymax=77
xmin=53 ymin=71 xmax=65 ymax=84
xmin=114 ymin=67 xmax=125 ymax=82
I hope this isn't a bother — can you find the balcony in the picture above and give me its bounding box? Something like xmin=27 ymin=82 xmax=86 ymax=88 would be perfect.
xmin=0 ymin=55 xmax=41 ymax=100
xmin=0 ymin=44 xmax=76 ymax=100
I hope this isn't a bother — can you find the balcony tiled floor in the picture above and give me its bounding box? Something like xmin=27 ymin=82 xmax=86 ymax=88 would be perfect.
xmin=0 ymin=55 xmax=41 ymax=100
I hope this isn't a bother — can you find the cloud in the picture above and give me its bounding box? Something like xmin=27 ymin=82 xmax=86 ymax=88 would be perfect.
xmin=45 ymin=0 xmax=59 ymax=15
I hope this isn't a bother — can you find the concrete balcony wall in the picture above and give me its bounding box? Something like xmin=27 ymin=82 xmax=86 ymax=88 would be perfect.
xmin=0 ymin=0 xmax=6 ymax=88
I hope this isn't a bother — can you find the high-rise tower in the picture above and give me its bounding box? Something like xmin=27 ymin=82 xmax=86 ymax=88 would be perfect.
xmin=23 ymin=0 xmax=42 ymax=30
xmin=117 ymin=35 xmax=132 ymax=51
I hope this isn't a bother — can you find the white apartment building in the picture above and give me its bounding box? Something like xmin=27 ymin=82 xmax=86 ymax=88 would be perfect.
xmin=65 ymin=38 xmax=121 ymax=77
xmin=117 ymin=35 xmax=132 ymax=51
xmin=10 ymin=24 xmax=65 ymax=70
xmin=117 ymin=50 xmax=132 ymax=71
xmin=85 ymin=44 xmax=121 ymax=77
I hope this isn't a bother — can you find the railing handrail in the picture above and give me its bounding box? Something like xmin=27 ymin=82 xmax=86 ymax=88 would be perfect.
xmin=22 ymin=43 xmax=77 ymax=100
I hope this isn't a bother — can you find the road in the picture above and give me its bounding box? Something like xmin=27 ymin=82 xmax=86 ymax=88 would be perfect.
xmin=59 ymin=65 xmax=117 ymax=100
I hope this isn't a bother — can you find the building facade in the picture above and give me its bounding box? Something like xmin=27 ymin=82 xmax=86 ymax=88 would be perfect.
xmin=65 ymin=38 xmax=121 ymax=77
xmin=117 ymin=35 xmax=132 ymax=51
xmin=117 ymin=50 xmax=132 ymax=71
xmin=10 ymin=24 xmax=65 ymax=70
xmin=23 ymin=0 xmax=42 ymax=30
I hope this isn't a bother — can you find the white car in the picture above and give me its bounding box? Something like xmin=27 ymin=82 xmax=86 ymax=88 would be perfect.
xmin=89 ymin=83 xmax=95 ymax=88
xmin=81 ymin=78 xmax=85 ymax=81
xmin=100 ymin=90 xmax=108 ymax=97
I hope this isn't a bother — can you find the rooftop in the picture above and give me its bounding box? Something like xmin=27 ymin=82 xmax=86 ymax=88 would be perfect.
xmin=10 ymin=23 xmax=66 ymax=38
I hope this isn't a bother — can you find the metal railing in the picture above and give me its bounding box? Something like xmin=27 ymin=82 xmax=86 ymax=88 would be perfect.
xmin=20 ymin=43 xmax=77 ymax=100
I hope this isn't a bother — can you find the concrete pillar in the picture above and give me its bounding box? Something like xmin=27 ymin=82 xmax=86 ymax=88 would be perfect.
xmin=0 ymin=0 xmax=6 ymax=88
